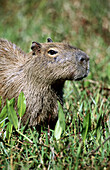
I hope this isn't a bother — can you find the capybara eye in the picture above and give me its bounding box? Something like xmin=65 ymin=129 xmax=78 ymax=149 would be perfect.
xmin=48 ymin=50 xmax=58 ymax=55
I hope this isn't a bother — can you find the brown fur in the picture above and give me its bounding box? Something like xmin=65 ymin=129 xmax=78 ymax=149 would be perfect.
xmin=0 ymin=38 xmax=89 ymax=128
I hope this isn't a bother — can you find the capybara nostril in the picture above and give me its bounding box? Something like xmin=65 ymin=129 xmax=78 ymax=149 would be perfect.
xmin=79 ymin=56 xmax=86 ymax=62
xmin=76 ymin=52 xmax=89 ymax=64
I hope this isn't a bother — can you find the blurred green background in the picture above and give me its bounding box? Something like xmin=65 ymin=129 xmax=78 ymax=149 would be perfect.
xmin=0 ymin=0 xmax=110 ymax=84
xmin=0 ymin=0 xmax=110 ymax=86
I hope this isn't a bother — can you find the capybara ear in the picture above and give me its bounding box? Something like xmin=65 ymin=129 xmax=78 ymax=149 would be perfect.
xmin=31 ymin=42 xmax=42 ymax=55
xmin=47 ymin=38 xmax=53 ymax=42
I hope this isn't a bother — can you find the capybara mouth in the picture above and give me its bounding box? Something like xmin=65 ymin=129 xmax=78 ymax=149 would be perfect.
xmin=74 ymin=73 xmax=88 ymax=81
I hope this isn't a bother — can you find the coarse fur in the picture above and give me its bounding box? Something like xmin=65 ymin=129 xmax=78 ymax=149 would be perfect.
xmin=0 ymin=38 xmax=89 ymax=128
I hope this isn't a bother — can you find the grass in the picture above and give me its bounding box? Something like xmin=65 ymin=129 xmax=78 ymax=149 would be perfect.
xmin=0 ymin=0 xmax=110 ymax=169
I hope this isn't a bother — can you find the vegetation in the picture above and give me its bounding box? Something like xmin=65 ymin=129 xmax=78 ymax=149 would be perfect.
xmin=0 ymin=0 xmax=110 ymax=169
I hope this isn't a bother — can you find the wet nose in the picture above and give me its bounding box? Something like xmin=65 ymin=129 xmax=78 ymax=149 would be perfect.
xmin=75 ymin=51 xmax=89 ymax=63
xmin=79 ymin=54 xmax=89 ymax=63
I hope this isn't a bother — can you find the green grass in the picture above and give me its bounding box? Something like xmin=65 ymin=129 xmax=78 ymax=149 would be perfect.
xmin=0 ymin=0 xmax=110 ymax=169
